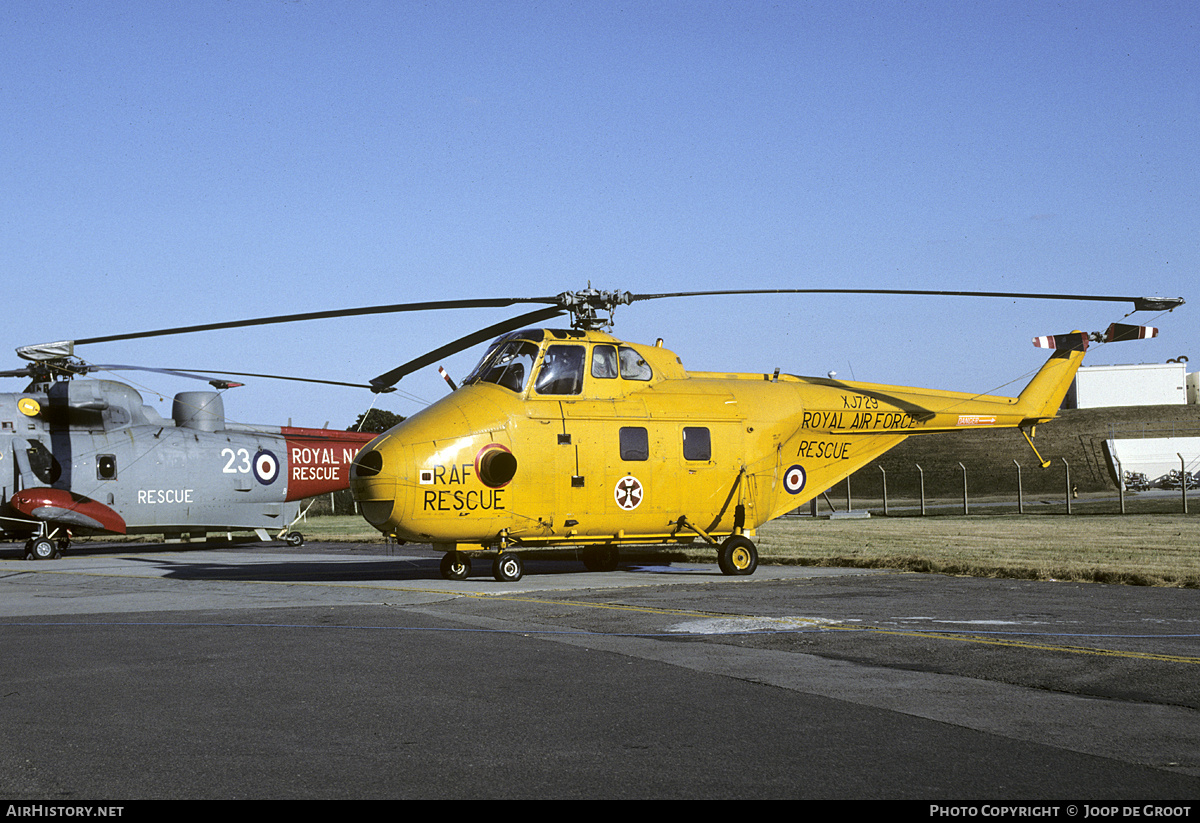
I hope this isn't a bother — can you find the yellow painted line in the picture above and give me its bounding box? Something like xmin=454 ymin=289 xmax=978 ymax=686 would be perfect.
xmin=470 ymin=593 xmax=1200 ymax=664
xmin=854 ymin=627 xmax=1200 ymax=665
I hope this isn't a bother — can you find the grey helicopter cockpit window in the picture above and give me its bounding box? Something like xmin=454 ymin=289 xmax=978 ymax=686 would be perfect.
xmin=463 ymin=339 xmax=540 ymax=393
xmin=534 ymin=345 xmax=585 ymax=395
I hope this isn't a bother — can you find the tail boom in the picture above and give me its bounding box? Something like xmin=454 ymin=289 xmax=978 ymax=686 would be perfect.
xmin=757 ymin=345 xmax=1087 ymax=522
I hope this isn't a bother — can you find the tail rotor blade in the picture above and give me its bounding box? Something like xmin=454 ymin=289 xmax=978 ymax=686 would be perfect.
xmin=1032 ymin=333 xmax=1090 ymax=352
xmin=1104 ymin=323 xmax=1159 ymax=342
xmin=1034 ymin=323 xmax=1161 ymax=351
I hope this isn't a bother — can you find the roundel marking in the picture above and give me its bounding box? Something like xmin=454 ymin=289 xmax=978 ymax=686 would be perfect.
xmin=614 ymin=475 xmax=643 ymax=511
xmin=18 ymin=398 xmax=41 ymax=417
xmin=783 ymin=464 xmax=806 ymax=495
xmin=253 ymin=450 xmax=280 ymax=485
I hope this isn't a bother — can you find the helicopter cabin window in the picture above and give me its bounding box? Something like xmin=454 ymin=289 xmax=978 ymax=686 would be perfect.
xmin=682 ymin=427 xmax=711 ymax=461
xmin=619 ymin=346 xmax=652 ymax=381
xmin=591 ymin=345 xmax=618 ymax=379
xmin=619 ymin=427 xmax=649 ymax=461
xmin=96 ymin=454 xmax=117 ymax=480
xmin=466 ymin=339 xmax=539 ymax=393
xmin=534 ymin=345 xmax=585 ymax=396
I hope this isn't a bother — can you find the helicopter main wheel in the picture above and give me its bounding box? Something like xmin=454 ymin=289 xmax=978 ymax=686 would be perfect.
xmin=717 ymin=535 xmax=758 ymax=576
xmin=284 ymin=531 xmax=304 ymax=548
xmin=440 ymin=551 xmax=472 ymax=581
xmin=493 ymin=553 xmax=524 ymax=582
xmin=29 ymin=538 xmax=58 ymax=561
xmin=582 ymin=545 xmax=619 ymax=572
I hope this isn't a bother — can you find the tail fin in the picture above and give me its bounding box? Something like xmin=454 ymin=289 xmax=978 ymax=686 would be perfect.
xmin=1016 ymin=332 xmax=1088 ymax=423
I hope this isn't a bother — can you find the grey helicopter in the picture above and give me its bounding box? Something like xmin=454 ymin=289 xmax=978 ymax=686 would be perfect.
xmin=1 ymin=339 xmax=378 ymax=559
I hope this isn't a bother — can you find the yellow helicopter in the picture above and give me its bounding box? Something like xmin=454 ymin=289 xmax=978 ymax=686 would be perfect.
xmin=341 ymin=287 xmax=1181 ymax=581
xmin=39 ymin=287 xmax=1181 ymax=581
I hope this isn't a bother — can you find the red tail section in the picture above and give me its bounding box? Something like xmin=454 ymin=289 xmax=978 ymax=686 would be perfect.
xmin=282 ymin=428 xmax=378 ymax=500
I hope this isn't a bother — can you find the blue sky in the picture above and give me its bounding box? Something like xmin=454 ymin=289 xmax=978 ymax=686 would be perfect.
xmin=3 ymin=1 xmax=1196 ymax=428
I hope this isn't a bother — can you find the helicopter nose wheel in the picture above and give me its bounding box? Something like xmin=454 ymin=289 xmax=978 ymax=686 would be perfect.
xmin=717 ymin=535 xmax=758 ymax=576
xmin=492 ymin=553 xmax=524 ymax=582
xmin=439 ymin=551 xmax=472 ymax=580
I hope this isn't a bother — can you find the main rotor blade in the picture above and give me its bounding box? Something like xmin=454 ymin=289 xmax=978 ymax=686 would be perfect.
xmin=57 ymin=287 xmax=1185 ymax=350
xmin=84 ymin=364 xmax=248 ymax=386
xmin=92 ymin=365 xmax=385 ymax=391
xmin=628 ymin=289 xmax=1185 ymax=313
xmin=369 ymin=306 xmax=566 ymax=390
xmin=72 ymin=296 xmax=559 ymax=346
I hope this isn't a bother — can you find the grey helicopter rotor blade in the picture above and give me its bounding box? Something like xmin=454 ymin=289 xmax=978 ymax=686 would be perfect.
xmin=87 ymin=364 xmax=385 ymax=391
xmin=82 ymin=364 xmax=246 ymax=387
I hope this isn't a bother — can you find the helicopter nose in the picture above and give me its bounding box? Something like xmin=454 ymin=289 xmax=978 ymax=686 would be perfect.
xmin=349 ymin=447 xmax=396 ymax=528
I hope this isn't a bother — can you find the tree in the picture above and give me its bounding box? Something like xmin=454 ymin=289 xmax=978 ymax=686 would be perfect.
xmin=349 ymin=409 xmax=404 ymax=433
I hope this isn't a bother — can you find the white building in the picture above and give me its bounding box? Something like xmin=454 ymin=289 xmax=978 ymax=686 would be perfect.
xmin=1066 ymin=362 xmax=1189 ymax=409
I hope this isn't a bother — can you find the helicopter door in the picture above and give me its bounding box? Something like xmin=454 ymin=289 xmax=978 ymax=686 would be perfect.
xmin=525 ymin=344 xmax=589 ymax=535
xmin=530 ymin=342 xmax=663 ymax=536
xmin=675 ymin=422 xmax=746 ymax=534
xmin=13 ymin=439 xmax=59 ymax=488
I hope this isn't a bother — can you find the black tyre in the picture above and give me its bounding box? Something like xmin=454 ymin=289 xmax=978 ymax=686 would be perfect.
xmin=717 ymin=535 xmax=758 ymax=576
xmin=493 ymin=553 xmax=524 ymax=582
xmin=285 ymin=531 xmax=304 ymax=547
xmin=440 ymin=551 xmax=472 ymax=581
xmin=30 ymin=538 xmax=57 ymax=561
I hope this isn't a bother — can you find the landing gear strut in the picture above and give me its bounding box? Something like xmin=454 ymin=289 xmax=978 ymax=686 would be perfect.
xmin=24 ymin=525 xmax=66 ymax=560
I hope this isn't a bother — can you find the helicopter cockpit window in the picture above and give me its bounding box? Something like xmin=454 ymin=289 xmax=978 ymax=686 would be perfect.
xmin=464 ymin=340 xmax=540 ymax=393
xmin=591 ymin=345 xmax=618 ymax=379
xmin=619 ymin=346 xmax=652 ymax=381
xmin=534 ymin=345 xmax=585 ymax=396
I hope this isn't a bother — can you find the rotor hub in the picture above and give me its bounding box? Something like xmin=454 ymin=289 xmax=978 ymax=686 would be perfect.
xmin=555 ymin=288 xmax=633 ymax=330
